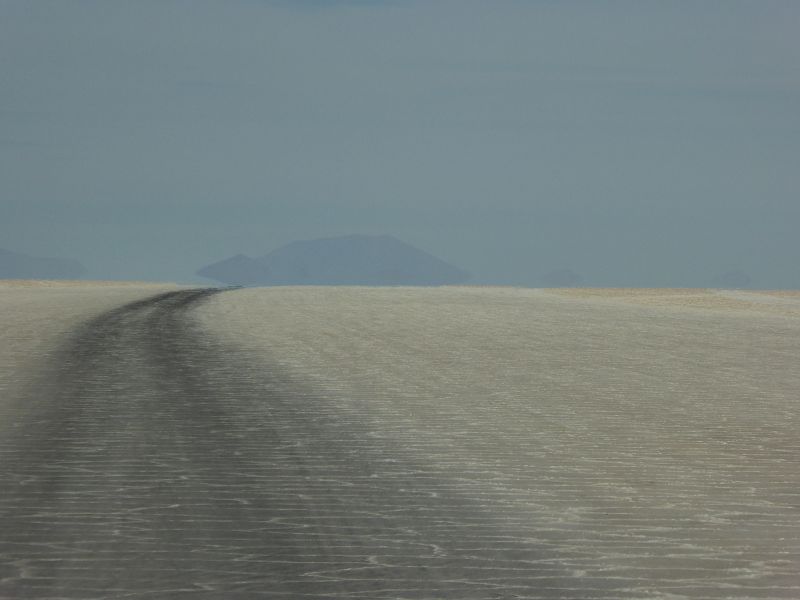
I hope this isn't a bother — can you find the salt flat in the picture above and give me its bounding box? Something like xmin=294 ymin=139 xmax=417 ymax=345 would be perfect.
xmin=195 ymin=286 xmax=800 ymax=597
xmin=1 ymin=284 xmax=798 ymax=598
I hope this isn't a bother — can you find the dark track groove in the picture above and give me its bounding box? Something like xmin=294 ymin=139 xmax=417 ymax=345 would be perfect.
xmin=0 ymin=289 xmax=591 ymax=599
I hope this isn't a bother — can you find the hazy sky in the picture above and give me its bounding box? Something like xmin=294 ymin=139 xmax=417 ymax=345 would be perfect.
xmin=2 ymin=0 xmax=798 ymax=286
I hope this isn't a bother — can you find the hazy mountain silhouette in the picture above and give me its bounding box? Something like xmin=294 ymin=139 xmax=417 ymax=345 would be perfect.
xmin=0 ymin=248 xmax=86 ymax=280
xmin=541 ymin=268 xmax=583 ymax=287
xmin=197 ymin=234 xmax=470 ymax=286
xmin=196 ymin=254 xmax=273 ymax=286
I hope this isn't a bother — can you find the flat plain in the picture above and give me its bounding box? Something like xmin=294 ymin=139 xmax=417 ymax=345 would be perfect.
xmin=1 ymin=282 xmax=798 ymax=599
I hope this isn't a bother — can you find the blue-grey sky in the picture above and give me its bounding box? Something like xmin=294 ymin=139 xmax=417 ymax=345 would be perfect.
xmin=2 ymin=0 xmax=798 ymax=286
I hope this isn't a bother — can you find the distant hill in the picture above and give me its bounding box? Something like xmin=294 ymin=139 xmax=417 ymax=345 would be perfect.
xmin=0 ymin=248 xmax=86 ymax=280
xmin=196 ymin=254 xmax=273 ymax=287
xmin=197 ymin=234 xmax=470 ymax=287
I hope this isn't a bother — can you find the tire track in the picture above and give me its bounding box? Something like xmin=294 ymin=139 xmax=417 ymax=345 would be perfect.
xmin=1 ymin=289 xmax=593 ymax=599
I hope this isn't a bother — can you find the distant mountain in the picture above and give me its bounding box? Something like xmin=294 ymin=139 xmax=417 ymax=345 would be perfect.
xmin=196 ymin=254 xmax=272 ymax=286
xmin=0 ymin=248 xmax=86 ymax=280
xmin=197 ymin=234 xmax=470 ymax=287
